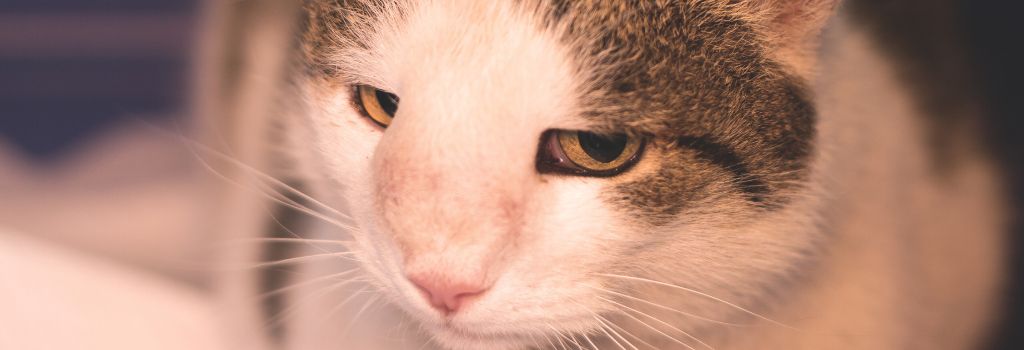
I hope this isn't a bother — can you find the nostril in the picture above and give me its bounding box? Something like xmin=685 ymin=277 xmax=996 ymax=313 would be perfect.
xmin=408 ymin=274 xmax=489 ymax=315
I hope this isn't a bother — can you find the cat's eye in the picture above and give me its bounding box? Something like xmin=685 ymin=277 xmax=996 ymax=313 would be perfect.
xmin=536 ymin=130 xmax=645 ymax=177
xmin=355 ymin=85 xmax=399 ymax=127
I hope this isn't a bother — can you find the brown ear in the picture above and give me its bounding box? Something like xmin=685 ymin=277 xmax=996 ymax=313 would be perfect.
xmin=752 ymin=0 xmax=838 ymax=36
xmin=739 ymin=0 xmax=840 ymax=75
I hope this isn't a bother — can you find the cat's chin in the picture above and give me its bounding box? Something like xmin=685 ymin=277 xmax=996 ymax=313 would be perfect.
xmin=426 ymin=324 xmax=534 ymax=350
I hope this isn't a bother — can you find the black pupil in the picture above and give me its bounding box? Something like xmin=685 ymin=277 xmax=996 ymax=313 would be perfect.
xmin=375 ymin=89 xmax=399 ymax=116
xmin=578 ymin=132 xmax=628 ymax=163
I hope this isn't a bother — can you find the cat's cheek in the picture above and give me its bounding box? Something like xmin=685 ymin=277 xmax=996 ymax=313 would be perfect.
xmin=474 ymin=179 xmax=626 ymax=314
xmin=301 ymin=93 xmax=387 ymax=225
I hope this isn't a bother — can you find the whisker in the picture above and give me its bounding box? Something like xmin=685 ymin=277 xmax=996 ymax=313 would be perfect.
xmin=598 ymin=297 xmax=701 ymax=350
xmin=250 ymin=251 xmax=357 ymax=269
xmin=172 ymin=130 xmax=363 ymax=236
xmin=548 ymin=323 xmax=580 ymax=350
xmin=593 ymin=316 xmax=630 ymax=350
xmin=258 ymin=180 xmax=359 ymax=232
xmin=318 ymin=285 xmax=370 ymax=323
xmin=263 ymin=276 xmax=367 ymax=330
xmin=252 ymin=176 xmax=360 ymax=233
xmin=582 ymin=333 xmax=600 ymax=350
xmin=167 ymin=130 xmax=355 ymax=221
xmin=264 ymin=203 xmax=347 ymax=247
xmin=588 ymin=286 xmax=742 ymax=326
xmin=563 ymin=331 xmax=587 ymax=350
xmin=224 ymin=237 xmax=353 ymax=246
xmin=541 ymin=330 xmax=561 ymax=350
xmin=595 ymin=273 xmax=797 ymax=330
xmin=602 ymin=317 xmax=658 ymax=350
xmin=596 ymin=315 xmax=641 ymax=350
xmin=526 ymin=331 xmax=545 ymax=350
xmin=188 ymin=145 xmax=359 ymax=233
xmin=551 ymin=324 xmax=571 ymax=350
xmin=563 ymin=299 xmax=612 ymax=350
xmin=253 ymin=268 xmax=360 ymax=301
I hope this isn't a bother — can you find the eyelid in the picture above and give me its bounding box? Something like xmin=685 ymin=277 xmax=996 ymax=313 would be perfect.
xmin=536 ymin=130 xmax=588 ymax=175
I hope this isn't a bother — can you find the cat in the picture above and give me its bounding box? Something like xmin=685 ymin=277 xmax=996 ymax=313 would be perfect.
xmin=197 ymin=1 xmax=1008 ymax=349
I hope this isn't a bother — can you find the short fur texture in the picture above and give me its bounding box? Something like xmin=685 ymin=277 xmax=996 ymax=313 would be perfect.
xmin=206 ymin=1 xmax=1007 ymax=349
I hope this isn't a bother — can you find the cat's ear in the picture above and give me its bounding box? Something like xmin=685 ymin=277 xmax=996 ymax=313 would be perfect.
xmin=739 ymin=0 xmax=840 ymax=75
xmin=745 ymin=0 xmax=838 ymax=37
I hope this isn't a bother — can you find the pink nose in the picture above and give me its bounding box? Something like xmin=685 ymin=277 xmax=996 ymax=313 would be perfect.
xmin=408 ymin=274 xmax=489 ymax=314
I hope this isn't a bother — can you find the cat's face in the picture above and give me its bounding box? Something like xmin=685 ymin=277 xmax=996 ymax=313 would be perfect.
xmin=295 ymin=1 xmax=831 ymax=349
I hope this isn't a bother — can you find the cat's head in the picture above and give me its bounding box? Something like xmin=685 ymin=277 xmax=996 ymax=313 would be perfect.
xmin=293 ymin=1 xmax=836 ymax=348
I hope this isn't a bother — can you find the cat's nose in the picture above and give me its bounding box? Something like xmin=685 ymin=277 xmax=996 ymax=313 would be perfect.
xmin=408 ymin=274 xmax=490 ymax=315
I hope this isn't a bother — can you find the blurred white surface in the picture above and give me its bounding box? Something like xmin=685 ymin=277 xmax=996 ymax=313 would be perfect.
xmin=0 ymin=229 xmax=225 ymax=350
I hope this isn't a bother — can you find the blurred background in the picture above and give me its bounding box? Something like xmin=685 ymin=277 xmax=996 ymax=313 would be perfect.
xmin=0 ymin=2 xmax=223 ymax=348
xmin=0 ymin=0 xmax=1021 ymax=348
xmin=0 ymin=0 xmax=209 ymax=282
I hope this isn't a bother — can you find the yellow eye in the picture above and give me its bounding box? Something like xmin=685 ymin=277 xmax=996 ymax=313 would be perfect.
xmin=355 ymin=85 xmax=399 ymax=127
xmin=536 ymin=130 xmax=645 ymax=177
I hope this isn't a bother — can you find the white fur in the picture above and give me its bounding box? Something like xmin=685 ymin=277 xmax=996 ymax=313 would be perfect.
xmin=294 ymin=2 xmax=612 ymax=349
xmin=212 ymin=1 xmax=1006 ymax=349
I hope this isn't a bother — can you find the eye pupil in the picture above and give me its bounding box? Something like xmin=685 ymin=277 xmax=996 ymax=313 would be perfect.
xmin=578 ymin=132 xmax=627 ymax=163
xmin=375 ymin=89 xmax=399 ymax=116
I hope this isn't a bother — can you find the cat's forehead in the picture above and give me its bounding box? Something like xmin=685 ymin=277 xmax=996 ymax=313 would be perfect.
xmin=305 ymin=1 xmax=582 ymax=128
xmin=304 ymin=0 xmax=812 ymax=133
xmin=304 ymin=0 xmax=816 ymax=215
